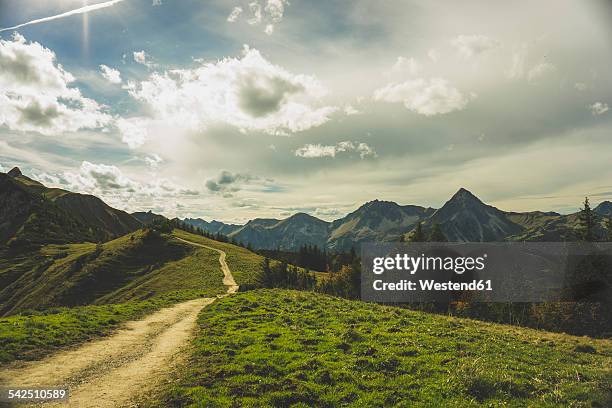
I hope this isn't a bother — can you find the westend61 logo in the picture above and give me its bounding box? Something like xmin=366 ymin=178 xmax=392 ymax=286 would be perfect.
xmin=361 ymin=242 xmax=612 ymax=303
xmin=372 ymin=253 xmax=487 ymax=275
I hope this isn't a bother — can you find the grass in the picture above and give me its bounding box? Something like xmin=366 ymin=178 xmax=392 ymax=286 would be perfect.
xmin=172 ymin=229 xmax=324 ymax=286
xmin=0 ymin=291 xmax=204 ymax=364
xmin=158 ymin=289 xmax=612 ymax=407
xmin=172 ymin=229 xmax=266 ymax=288
xmin=0 ymin=229 xmax=241 ymax=365
xmin=0 ymin=229 xmax=231 ymax=314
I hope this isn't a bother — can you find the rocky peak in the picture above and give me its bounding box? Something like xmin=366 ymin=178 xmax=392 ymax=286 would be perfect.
xmin=7 ymin=167 xmax=22 ymax=177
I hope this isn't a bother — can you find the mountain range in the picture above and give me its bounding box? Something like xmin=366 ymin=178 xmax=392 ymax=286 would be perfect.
xmin=1 ymin=167 xmax=610 ymax=251
xmin=183 ymin=187 xmax=611 ymax=251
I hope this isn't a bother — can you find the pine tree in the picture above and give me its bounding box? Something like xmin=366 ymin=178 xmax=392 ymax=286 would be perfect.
xmin=578 ymin=197 xmax=597 ymax=242
xmin=428 ymin=223 xmax=447 ymax=242
xmin=410 ymin=222 xmax=426 ymax=242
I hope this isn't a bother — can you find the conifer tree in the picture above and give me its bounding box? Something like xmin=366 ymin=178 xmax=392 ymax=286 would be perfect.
xmin=428 ymin=223 xmax=447 ymax=242
xmin=578 ymin=197 xmax=597 ymax=241
xmin=410 ymin=222 xmax=426 ymax=242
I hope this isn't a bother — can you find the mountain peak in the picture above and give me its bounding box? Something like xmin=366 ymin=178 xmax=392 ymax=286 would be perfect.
xmin=595 ymin=200 xmax=612 ymax=216
xmin=7 ymin=167 xmax=22 ymax=177
xmin=448 ymin=188 xmax=484 ymax=204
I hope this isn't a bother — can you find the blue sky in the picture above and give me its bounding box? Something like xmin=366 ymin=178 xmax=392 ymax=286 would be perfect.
xmin=0 ymin=0 xmax=611 ymax=222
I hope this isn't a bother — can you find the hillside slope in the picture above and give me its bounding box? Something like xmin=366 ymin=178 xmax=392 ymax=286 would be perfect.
xmin=1 ymin=167 xmax=141 ymax=245
xmin=159 ymin=289 xmax=611 ymax=407
xmin=0 ymin=173 xmax=99 ymax=246
xmin=0 ymin=229 xmax=228 ymax=315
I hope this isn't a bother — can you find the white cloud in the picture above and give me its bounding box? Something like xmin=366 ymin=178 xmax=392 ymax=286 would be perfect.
xmin=295 ymin=141 xmax=377 ymax=159
xmin=390 ymin=56 xmax=419 ymax=75
xmin=99 ymin=64 xmax=122 ymax=84
xmin=116 ymin=117 xmax=149 ymax=148
xmin=152 ymin=0 xmax=162 ymax=5
xmin=57 ymin=161 xmax=199 ymax=204
xmin=127 ymin=46 xmax=337 ymax=135
xmin=527 ymin=62 xmax=556 ymax=82
xmin=451 ymin=35 xmax=500 ymax=58
xmin=144 ymin=153 xmax=163 ymax=168
xmin=229 ymin=1 xmax=288 ymax=34
xmin=227 ymin=6 xmax=243 ymax=22
xmin=133 ymin=50 xmax=154 ymax=67
xmin=0 ymin=33 xmax=110 ymax=135
xmin=343 ymin=105 xmax=360 ymax=115
xmin=264 ymin=0 xmax=287 ymax=23
xmin=74 ymin=161 xmax=135 ymax=191
xmin=373 ymin=78 xmax=472 ymax=116
xmin=589 ymin=102 xmax=609 ymax=116
xmin=247 ymin=2 xmax=263 ymax=25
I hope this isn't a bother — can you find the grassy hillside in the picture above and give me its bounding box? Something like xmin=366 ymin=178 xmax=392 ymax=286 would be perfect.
xmin=0 ymin=229 xmax=228 ymax=315
xmin=0 ymin=228 xmax=273 ymax=365
xmin=1 ymin=170 xmax=142 ymax=246
xmin=0 ymin=291 xmax=200 ymax=364
xmin=0 ymin=174 xmax=99 ymax=246
xmin=173 ymin=229 xmax=266 ymax=288
xmin=158 ymin=290 xmax=611 ymax=407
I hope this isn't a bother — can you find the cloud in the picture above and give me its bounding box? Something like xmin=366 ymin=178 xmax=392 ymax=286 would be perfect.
xmin=0 ymin=33 xmax=110 ymax=135
xmin=205 ymin=170 xmax=257 ymax=193
xmin=0 ymin=0 xmax=126 ymax=32
xmin=390 ymin=56 xmax=419 ymax=75
xmin=227 ymin=6 xmax=243 ymax=22
xmin=295 ymin=141 xmax=377 ymax=159
xmin=152 ymin=0 xmax=162 ymax=5
xmin=55 ymin=161 xmax=199 ymax=201
xmin=451 ymin=35 xmax=500 ymax=58
xmin=343 ymin=105 xmax=360 ymax=115
xmin=589 ymin=102 xmax=609 ymax=116
xmin=248 ymin=2 xmax=263 ymax=25
xmin=127 ymin=46 xmax=337 ymax=135
xmin=229 ymin=1 xmax=288 ymax=34
xmin=66 ymin=161 xmax=137 ymax=192
xmin=144 ymin=154 xmax=163 ymax=168
xmin=133 ymin=50 xmax=153 ymax=67
xmin=527 ymin=62 xmax=556 ymax=82
xmin=264 ymin=0 xmax=287 ymax=23
xmin=99 ymin=64 xmax=122 ymax=84
xmin=373 ymin=78 xmax=472 ymax=116
xmin=116 ymin=117 xmax=148 ymax=148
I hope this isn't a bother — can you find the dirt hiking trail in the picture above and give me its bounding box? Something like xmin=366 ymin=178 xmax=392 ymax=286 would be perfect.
xmin=0 ymin=239 xmax=237 ymax=407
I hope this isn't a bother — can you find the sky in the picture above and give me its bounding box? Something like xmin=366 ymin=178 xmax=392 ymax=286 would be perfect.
xmin=0 ymin=0 xmax=611 ymax=223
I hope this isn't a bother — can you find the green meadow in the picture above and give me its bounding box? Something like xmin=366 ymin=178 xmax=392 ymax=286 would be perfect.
xmin=157 ymin=289 xmax=611 ymax=407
